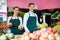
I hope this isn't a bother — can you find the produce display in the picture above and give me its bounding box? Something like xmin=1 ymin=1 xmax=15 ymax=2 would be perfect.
xmin=0 ymin=26 xmax=60 ymax=40
xmin=56 ymin=21 xmax=60 ymax=25
xmin=14 ymin=27 xmax=60 ymax=40
xmin=0 ymin=33 xmax=14 ymax=40
xmin=0 ymin=22 xmax=7 ymax=34
xmin=0 ymin=10 xmax=60 ymax=40
xmin=0 ymin=22 xmax=7 ymax=29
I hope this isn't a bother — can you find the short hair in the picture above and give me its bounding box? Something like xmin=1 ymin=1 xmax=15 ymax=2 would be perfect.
xmin=28 ymin=3 xmax=35 ymax=7
xmin=13 ymin=6 xmax=20 ymax=10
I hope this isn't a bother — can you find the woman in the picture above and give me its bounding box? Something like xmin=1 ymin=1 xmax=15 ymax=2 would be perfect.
xmin=7 ymin=6 xmax=24 ymax=35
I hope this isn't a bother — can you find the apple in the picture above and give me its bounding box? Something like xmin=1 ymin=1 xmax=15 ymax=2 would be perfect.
xmin=14 ymin=35 xmax=22 ymax=39
xmin=41 ymin=28 xmax=46 ymax=32
xmin=20 ymin=35 xmax=25 ymax=40
xmin=56 ymin=36 xmax=60 ymax=40
xmin=0 ymin=22 xmax=7 ymax=29
xmin=48 ymin=33 xmax=55 ymax=40
xmin=31 ymin=38 xmax=37 ymax=40
xmin=24 ymin=36 xmax=30 ymax=40
xmin=46 ymin=30 xmax=53 ymax=34
xmin=55 ymin=33 xmax=59 ymax=37
xmin=43 ymin=32 xmax=48 ymax=38
xmin=46 ymin=27 xmax=52 ymax=34
xmin=29 ymin=33 xmax=33 ymax=38
xmin=51 ymin=28 xmax=56 ymax=34
xmin=22 ymin=32 xmax=30 ymax=40
xmin=30 ymin=33 xmax=37 ymax=40
xmin=23 ymin=32 xmax=30 ymax=36
xmin=39 ymin=37 xmax=45 ymax=40
xmin=46 ymin=27 xmax=51 ymax=31
xmin=35 ymin=30 xmax=41 ymax=37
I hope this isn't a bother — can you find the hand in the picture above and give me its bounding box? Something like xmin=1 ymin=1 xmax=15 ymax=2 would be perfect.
xmin=18 ymin=25 xmax=23 ymax=30
xmin=7 ymin=23 xmax=12 ymax=27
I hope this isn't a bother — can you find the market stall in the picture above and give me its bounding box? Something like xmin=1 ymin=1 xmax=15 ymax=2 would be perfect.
xmin=0 ymin=11 xmax=60 ymax=40
xmin=0 ymin=27 xmax=60 ymax=40
xmin=0 ymin=0 xmax=60 ymax=40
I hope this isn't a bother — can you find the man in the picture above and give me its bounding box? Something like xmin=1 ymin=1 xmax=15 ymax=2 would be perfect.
xmin=23 ymin=3 xmax=38 ymax=33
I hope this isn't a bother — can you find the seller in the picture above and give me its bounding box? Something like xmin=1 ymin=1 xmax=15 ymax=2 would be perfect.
xmin=23 ymin=3 xmax=39 ymax=33
xmin=7 ymin=6 xmax=24 ymax=35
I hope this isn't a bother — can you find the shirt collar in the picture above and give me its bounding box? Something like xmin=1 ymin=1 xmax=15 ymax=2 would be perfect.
xmin=12 ymin=16 xmax=18 ymax=19
xmin=29 ymin=11 xmax=34 ymax=13
xmin=28 ymin=11 xmax=36 ymax=16
xmin=29 ymin=11 xmax=35 ymax=15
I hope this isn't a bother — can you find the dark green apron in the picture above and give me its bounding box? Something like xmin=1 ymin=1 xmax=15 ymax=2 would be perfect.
xmin=9 ymin=16 xmax=24 ymax=35
xmin=27 ymin=13 xmax=37 ymax=33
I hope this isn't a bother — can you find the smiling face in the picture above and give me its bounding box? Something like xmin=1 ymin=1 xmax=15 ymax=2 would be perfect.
xmin=13 ymin=7 xmax=20 ymax=15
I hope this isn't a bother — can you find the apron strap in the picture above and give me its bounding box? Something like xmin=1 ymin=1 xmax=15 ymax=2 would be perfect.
xmin=11 ymin=16 xmax=13 ymax=19
xmin=28 ymin=12 xmax=30 ymax=16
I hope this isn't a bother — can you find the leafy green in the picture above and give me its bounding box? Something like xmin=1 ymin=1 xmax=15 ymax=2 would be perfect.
xmin=51 ymin=11 xmax=60 ymax=18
